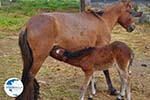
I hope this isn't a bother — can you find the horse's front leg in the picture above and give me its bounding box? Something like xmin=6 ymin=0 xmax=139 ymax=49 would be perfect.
xmin=80 ymin=70 xmax=93 ymax=100
xmin=103 ymin=70 xmax=118 ymax=95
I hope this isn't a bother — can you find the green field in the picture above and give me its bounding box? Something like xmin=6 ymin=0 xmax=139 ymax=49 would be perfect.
xmin=0 ymin=0 xmax=79 ymax=31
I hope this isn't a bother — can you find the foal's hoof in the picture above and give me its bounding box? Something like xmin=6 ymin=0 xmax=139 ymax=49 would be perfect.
xmin=88 ymin=95 xmax=93 ymax=100
xmin=94 ymin=82 xmax=97 ymax=90
xmin=116 ymin=97 xmax=123 ymax=100
xmin=109 ymin=88 xmax=119 ymax=95
xmin=88 ymin=97 xmax=93 ymax=100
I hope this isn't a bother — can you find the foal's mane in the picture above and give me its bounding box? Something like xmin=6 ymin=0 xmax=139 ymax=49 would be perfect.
xmin=64 ymin=47 xmax=95 ymax=60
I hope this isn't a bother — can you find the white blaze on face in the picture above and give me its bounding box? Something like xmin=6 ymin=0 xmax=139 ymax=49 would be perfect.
xmin=56 ymin=49 xmax=61 ymax=54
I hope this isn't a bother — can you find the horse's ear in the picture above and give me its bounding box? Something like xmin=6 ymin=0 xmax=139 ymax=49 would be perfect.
xmin=120 ymin=0 xmax=131 ymax=6
xmin=97 ymin=10 xmax=104 ymax=16
xmin=126 ymin=0 xmax=131 ymax=6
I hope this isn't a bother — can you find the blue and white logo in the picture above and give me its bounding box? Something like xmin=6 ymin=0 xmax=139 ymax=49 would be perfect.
xmin=4 ymin=78 xmax=24 ymax=97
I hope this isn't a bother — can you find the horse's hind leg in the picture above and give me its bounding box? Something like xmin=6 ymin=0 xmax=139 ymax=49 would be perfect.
xmin=103 ymin=70 xmax=117 ymax=95
xmin=23 ymin=54 xmax=48 ymax=100
xmin=33 ymin=78 xmax=40 ymax=99
xmin=17 ymin=34 xmax=52 ymax=100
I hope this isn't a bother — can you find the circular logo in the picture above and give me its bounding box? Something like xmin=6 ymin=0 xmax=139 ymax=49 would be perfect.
xmin=4 ymin=78 xmax=24 ymax=97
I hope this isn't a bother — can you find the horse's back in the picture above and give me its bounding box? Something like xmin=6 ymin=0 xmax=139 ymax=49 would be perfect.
xmin=25 ymin=11 xmax=109 ymax=51
xmin=41 ymin=12 xmax=105 ymax=50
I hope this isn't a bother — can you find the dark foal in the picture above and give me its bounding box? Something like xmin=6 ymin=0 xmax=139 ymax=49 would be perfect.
xmin=50 ymin=41 xmax=134 ymax=100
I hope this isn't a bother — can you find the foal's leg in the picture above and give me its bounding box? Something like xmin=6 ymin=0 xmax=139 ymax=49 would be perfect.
xmin=88 ymin=74 xmax=96 ymax=100
xmin=126 ymin=79 xmax=130 ymax=100
xmin=121 ymin=73 xmax=130 ymax=100
xmin=126 ymin=77 xmax=130 ymax=100
xmin=80 ymin=71 xmax=93 ymax=100
xmin=117 ymin=68 xmax=130 ymax=100
xmin=123 ymin=72 xmax=130 ymax=100
xmin=91 ymin=74 xmax=96 ymax=95
xmin=103 ymin=70 xmax=117 ymax=95
xmin=117 ymin=71 xmax=126 ymax=100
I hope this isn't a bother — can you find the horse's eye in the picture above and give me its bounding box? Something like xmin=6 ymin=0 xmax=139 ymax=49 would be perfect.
xmin=130 ymin=12 xmax=132 ymax=15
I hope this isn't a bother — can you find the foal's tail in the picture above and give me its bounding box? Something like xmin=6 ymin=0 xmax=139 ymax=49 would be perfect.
xmin=128 ymin=50 xmax=134 ymax=74
xmin=129 ymin=51 xmax=134 ymax=67
xmin=16 ymin=28 xmax=39 ymax=100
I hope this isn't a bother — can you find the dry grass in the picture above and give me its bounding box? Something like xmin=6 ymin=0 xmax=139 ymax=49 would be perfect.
xmin=0 ymin=24 xmax=150 ymax=100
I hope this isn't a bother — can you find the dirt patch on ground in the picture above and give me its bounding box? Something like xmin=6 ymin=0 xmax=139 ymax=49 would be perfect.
xmin=0 ymin=24 xmax=150 ymax=100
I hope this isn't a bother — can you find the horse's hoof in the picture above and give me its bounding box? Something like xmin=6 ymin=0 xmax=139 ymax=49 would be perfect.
xmin=109 ymin=88 xmax=119 ymax=95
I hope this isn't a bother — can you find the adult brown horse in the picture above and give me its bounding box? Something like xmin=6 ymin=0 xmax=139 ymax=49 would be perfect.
xmin=16 ymin=0 xmax=135 ymax=100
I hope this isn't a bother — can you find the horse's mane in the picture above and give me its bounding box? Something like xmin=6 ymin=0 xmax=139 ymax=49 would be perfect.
xmin=87 ymin=9 xmax=104 ymax=17
xmin=88 ymin=2 xmax=121 ymax=17
xmin=64 ymin=47 xmax=95 ymax=60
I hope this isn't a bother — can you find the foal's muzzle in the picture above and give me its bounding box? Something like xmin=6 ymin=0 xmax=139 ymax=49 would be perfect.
xmin=127 ymin=25 xmax=135 ymax=32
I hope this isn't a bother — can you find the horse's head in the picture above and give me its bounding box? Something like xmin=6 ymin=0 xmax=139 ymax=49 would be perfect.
xmin=118 ymin=0 xmax=135 ymax=32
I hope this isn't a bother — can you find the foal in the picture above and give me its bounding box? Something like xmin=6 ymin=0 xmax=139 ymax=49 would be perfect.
xmin=50 ymin=41 xmax=134 ymax=100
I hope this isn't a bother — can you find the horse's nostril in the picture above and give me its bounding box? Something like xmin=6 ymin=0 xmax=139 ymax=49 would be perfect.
xmin=127 ymin=25 xmax=135 ymax=32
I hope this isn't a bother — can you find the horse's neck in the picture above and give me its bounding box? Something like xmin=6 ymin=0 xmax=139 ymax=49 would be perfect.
xmin=102 ymin=12 xmax=119 ymax=31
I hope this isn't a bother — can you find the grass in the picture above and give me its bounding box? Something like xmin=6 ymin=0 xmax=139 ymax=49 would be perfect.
xmin=0 ymin=15 xmax=28 ymax=31
xmin=0 ymin=32 xmax=8 ymax=40
xmin=0 ymin=0 xmax=79 ymax=32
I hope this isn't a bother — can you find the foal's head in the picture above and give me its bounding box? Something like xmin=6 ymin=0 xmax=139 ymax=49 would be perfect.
xmin=50 ymin=46 xmax=67 ymax=61
xmin=117 ymin=0 xmax=135 ymax=32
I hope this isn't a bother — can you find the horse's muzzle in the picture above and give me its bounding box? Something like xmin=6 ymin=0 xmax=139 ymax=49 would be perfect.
xmin=127 ymin=25 xmax=135 ymax=32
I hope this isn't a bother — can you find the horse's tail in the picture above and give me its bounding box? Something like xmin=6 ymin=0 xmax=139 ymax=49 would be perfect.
xmin=16 ymin=28 xmax=39 ymax=100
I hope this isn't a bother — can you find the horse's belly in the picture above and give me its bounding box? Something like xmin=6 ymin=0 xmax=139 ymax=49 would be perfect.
xmin=54 ymin=32 xmax=97 ymax=50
